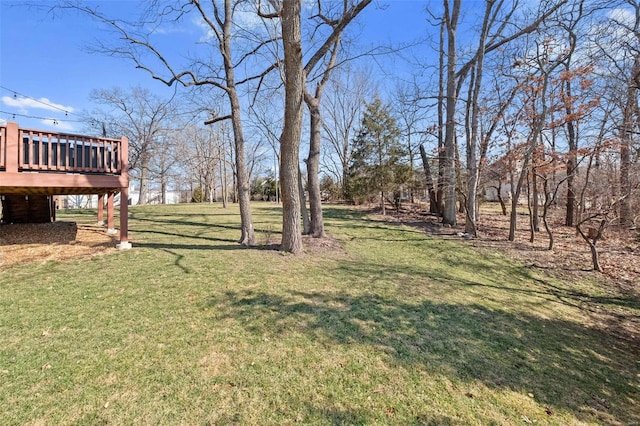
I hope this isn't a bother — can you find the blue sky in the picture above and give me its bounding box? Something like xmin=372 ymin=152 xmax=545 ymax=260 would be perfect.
xmin=0 ymin=1 xmax=430 ymax=134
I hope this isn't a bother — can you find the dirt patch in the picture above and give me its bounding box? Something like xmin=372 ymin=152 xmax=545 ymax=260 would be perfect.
xmin=0 ymin=222 xmax=118 ymax=268
xmin=258 ymin=233 xmax=345 ymax=257
xmin=301 ymin=233 xmax=345 ymax=256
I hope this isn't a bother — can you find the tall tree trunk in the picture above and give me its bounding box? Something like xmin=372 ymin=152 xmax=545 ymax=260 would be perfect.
xmin=542 ymin=179 xmax=554 ymax=250
xmin=299 ymin=166 xmax=311 ymax=234
xmin=527 ymin=172 xmax=535 ymax=243
xmin=228 ymin=95 xmax=254 ymax=245
xmin=509 ymin=163 xmax=529 ymax=241
xmin=161 ymin=176 xmax=167 ymax=204
xmin=464 ymin=0 xmax=492 ymax=236
xmin=219 ymin=143 xmax=228 ymax=208
xmin=532 ymin=160 xmax=540 ymax=232
xmin=442 ymin=0 xmax=461 ymax=226
xmin=407 ymin=132 xmax=415 ymax=204
xmin=564 ymin=73 xmax=577 ymax=226
xmin=138 ymin=154 xmax=149 ymax=205
xmin=280 ymin=0 xmax=304 ymax=254
xmin=304 ymin=94 xmax=326 ymax=237
xmin=454 ymin=135 xmax=465 ymax=214
xmin=465 ymin=68 xmax=479 ymax=235
xmin=619 ymin=54 xmax=639 ymax=227
xmin=304 ymin=37 xmax=340 ymax=238
xmin=222 ymin=0 xmax=254 ymax=245
xmin=419 ymin=144 xmax=438 ymax=214
xmin=437 ymin=16 xmax=446 ymax=217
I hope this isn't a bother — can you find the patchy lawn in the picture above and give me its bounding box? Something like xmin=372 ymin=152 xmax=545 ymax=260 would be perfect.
xmin=0 ymin=202 xmax=638 ymax=425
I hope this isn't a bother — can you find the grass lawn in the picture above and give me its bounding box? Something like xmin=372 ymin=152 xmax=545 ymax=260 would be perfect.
xmin=0 ymin=202 xmax=638 ymax=425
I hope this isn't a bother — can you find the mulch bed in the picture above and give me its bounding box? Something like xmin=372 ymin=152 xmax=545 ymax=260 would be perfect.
xmin=0 ymin=222 xmax=117 ymax=268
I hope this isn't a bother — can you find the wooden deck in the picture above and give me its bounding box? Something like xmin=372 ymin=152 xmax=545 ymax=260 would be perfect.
xmin=0 ymin=121 xmax=131 ymax=248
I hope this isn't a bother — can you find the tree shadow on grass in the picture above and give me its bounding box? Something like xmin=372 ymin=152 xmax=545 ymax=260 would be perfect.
xmin=130 ymin=213 xmax=240 ymax=231
xmin=131 ymin=228 xmax=237 ymax=244
xmin=208 ymin=287 xmax=639 ymax=424
xmin=130 ymin=213 xmax=282 ymax=240
xmin=330 ymin=258 xmax=640 ymax=350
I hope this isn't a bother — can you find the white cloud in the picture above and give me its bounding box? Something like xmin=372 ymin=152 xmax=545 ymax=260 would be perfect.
xmin=234 ymin=3 xmax=264 ymax=31
xmin=39 ymin=118 xmax=76 ymax=133
xmin=580 ymin=7 xmax=638 ymax=67
xmin=2 ymin=96 xmax=75 ymax=114
xmin=192 ymin=3 xmax=271 ymax=42
xmin=607 ymin=8 xmax=636 ymax=26
xmin=193 ymin=15 xmax=217 ymax=42
xmin=148 ymin=22 xmax=189 ymax=35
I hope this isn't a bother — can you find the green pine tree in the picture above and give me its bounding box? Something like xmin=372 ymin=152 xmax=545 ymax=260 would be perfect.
xmin=346 ymin=97 xmax=408 ymax=215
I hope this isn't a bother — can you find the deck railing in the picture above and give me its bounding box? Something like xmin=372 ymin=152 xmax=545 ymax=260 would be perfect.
xmin=18 ymin=128 xmax=121 ymax=174
xmin=0 ymin=125 xmax=5 ymax=170
xmin=0 ymin=123 xmax=125 ymax=175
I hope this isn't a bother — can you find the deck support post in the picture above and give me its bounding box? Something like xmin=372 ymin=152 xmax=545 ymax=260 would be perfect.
xmin=97 ymin=193 xmax=105 ymax=226
xmin=116 ymin=135 xmax=131 ymax=250
xmin=116 ymin=187 xmax=131 ymax=249
xmin=51 ymin=196 xmax=57 ymax=222
xmin=107 ymin=192 xmax=117 ymax=235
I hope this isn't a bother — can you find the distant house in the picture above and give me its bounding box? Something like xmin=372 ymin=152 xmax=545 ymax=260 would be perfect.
xmin=127 ymin=185 xmax=182 ymax=205
xmin=481 ymin=155 xmax=515 ymax=203
xmin=484 ymin=183 xmax=513 ymax=203
xmin=58 ymin=184 xmax=182 ymax=208
xmin=481 ymin=155 xmax=544 ymax=206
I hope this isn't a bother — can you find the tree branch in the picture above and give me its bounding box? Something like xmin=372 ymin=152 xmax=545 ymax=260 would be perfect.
xmin=304 ymin=0 xmax=372 ymax=74
xmin=204 ymin=114 xmax=233 ymax=125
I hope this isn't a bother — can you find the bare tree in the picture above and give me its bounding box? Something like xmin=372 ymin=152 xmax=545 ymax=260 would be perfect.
xmin=176 ymin=124 xmax=218 ymax=202
xmin=590 ymin=0 xmax=640 ymax=228
xmin=61 ymin=0 xmax=272 ymax=245
xmin=302 ymin=0 xmax=373 ymax=238
xmin=394 ymin=81 xmax=428 ymax=204
xmin=259 ymin=0 xmax=372 ymax=252
xmin=273 ymin=0 xmax=306 ymax=254
xmin=462 ymin=0 xmax=492 ymax=236
xmin=506 ymin=34 xmax=569 ymax=241
xmin=441 ymin=0 xmax=461 ymax=226
xmin=427 ymin=0 xmax=570 ymax=230
xmin=90 ymin=86 xmax=177 ymax=205
xmin=419 ymin=143 xmax=439 ymax=213
xmin=575 ymin=139 xmax=622 ymax=272
xmin=321 ymin=67 xmax=374 ymax=195
xmin=152 ymin=126 xmax=181 ymax=204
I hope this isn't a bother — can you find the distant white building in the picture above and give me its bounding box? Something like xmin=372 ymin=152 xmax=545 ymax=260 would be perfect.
xmin=127 ymin=184 xmax=181 ymax=205
xmin=59 ymin=183 xmax=182 ymax=209
xmin=484 ymin=184 xmax=513 ymax=203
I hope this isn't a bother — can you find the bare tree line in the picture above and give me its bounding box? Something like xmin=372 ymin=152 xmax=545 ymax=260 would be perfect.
xmin=54 ymin=0 xmax=639 ymax=261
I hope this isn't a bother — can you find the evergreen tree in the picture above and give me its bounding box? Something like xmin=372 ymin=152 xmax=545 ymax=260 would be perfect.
xmin=346 ymin=97 xmax=409 ymax=214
